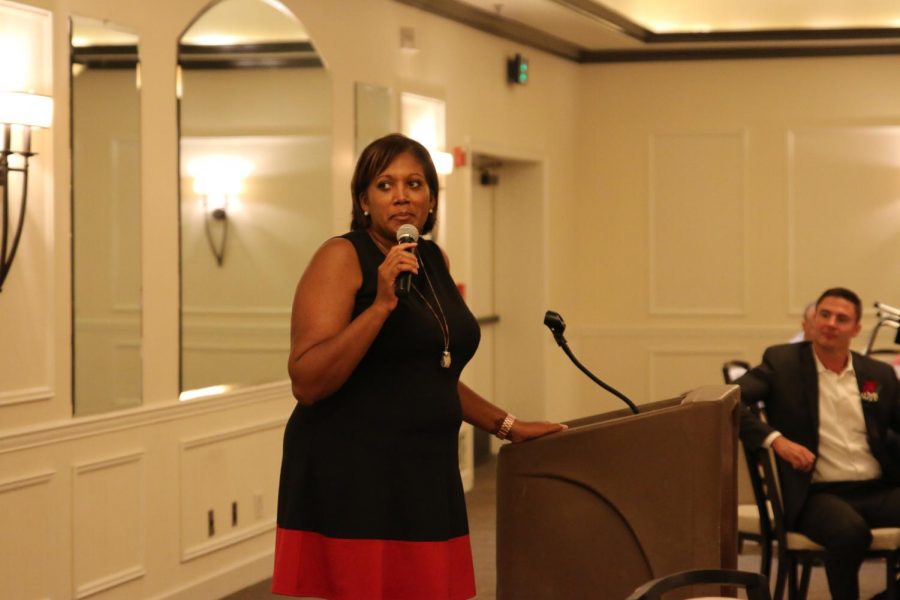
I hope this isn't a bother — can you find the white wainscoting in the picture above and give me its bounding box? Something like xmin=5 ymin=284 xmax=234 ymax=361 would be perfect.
xmin=179 ymin=419 xmax=283 ymax=562
xmin=0 ymin=383 xmax=292 ymax=598
xmin=72 ymin=451 xmax=146 ymax=599
xmin=0 ymin=469 xmax=56 ymax=599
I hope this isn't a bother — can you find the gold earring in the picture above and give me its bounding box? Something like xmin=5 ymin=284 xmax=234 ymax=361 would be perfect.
xmin=364 ymin=210 xmax=369 ymax=217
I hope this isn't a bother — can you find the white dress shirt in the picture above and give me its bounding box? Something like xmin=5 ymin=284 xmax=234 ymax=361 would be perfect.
xmin=810 ymin=349 xmax=881 ymax=483
xmin=763 ymin=348 xmax=881 ymax=482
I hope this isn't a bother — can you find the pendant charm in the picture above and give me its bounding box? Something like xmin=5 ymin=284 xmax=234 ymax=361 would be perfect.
xmin=441 ymin=351 xmax=452 ymax=368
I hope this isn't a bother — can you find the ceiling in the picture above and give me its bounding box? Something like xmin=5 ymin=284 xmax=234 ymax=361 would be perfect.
xmin=71 ymin=0 xmax=317 ymax=70
xmin=397 ymin=0 xmax=900 ymax=62
xmin=72 ymin=0 xmax=900 ymax=64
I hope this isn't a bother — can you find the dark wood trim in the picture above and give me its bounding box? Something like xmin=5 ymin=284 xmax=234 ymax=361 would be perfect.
xmin=650 ymin=27 xmax=900 ymax=44
xmin=72 ymin=44 xmax=138 ymax=56
xmin=178 ymin=57 xmax=323 ymax=70
xmin=177 ymin=41 xmax=322 ymax=70
xmin=72 ymin=45 xmax=139 ymax=69
xmin=72 ymin=42 xmax=324 ymax=70
xmin=549 ymin=0 xmax=649 ymax=41
xmin=73 ymin=59 xmax=139 ymax=69
xmin=582 ymin=44 xmax=900 ymax=63
xmin=177 ymin=41 xmax=316 ymax=55
xmin=394 ymin=0 xmax=582 ymax=61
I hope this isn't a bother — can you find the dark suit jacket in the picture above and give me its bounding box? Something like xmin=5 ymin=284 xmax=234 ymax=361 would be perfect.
xmin=737 ymin=342 xmax=900 ymax=529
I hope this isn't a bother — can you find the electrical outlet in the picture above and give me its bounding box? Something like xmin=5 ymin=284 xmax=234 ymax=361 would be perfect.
xmin=207 ymin=509 xmax=215 ymax=537
xmin=231 ymin=501 xmax=238 ymax=527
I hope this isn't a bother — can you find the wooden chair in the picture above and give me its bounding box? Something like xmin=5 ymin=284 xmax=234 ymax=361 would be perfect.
xmin=625 ymin=568 xmax=771 ymax=600
xmin=743 ymin=444 xmax=900 ymax=599
xmin=722 ymin=359 xmax=751 ymax=385
xmin=722 ymin=360 xmax=772 ymax=575
xmin=736 ymin=450 xmax=774 ymax=580
xmin=863 ymin=301 xmax=899 ymax=357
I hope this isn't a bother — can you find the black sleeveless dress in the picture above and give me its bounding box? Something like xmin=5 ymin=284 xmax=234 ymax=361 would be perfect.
xmin=272 ymin=230 xmax=481 ymax=600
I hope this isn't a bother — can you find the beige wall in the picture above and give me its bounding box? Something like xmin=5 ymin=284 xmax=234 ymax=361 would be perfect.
xmin=553 ymin=57 xmax=900 ymax=419
xmin=2 ymin=0 xmax=900 ymax=596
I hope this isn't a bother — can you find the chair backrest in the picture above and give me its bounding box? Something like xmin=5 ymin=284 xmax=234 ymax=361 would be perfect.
xmin=625 ymin=568 xmax=772 ymax=600
xmin=742 ymin=443 xmax=789 ymax=548
xmin=864 ymin=302 xmax=900 ymax=356
xmin=722 ymin=359 xmax=751 ymax=384
xmin=723 ymin=362 xmax=756 ymax=506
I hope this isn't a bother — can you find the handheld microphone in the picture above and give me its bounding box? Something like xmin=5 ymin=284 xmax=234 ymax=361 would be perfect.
xmin=543 ymin=310 xmax=639 ymax=414
xmin=395 ymin=224 xmax=419 ymax=297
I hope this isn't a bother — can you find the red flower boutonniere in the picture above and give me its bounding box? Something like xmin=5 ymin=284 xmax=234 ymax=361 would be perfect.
xmin=860 ymin=380 xmax=880 ymax=403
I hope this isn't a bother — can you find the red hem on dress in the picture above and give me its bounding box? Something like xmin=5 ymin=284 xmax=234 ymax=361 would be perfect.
xmin=272 ymin=527 xmax=476 ymax=600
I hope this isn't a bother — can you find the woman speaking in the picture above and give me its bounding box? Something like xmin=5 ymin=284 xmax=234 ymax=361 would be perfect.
xmin=272 ymin=134 xmax=565 ymax=600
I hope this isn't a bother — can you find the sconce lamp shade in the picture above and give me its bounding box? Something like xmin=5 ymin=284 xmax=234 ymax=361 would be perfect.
xmin=189 ymin=155 xmax=251 ymax=197
xmin=431 ymin=150 xmax=453 ymax=175
xmin=0 ymin=91 xmax=53 ymax=128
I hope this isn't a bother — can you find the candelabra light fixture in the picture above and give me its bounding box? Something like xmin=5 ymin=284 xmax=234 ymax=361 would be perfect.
xmin=0 ymin=90 xmax=53 ymax=292
xmin=189 ymin=155 xmax=251 ymax=267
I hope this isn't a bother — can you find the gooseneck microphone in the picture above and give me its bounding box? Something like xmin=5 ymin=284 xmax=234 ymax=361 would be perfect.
xmin=544 ymin=310 xmax=639 ymax=414
xmin=394 ymin=224 xmax=419 ymax=297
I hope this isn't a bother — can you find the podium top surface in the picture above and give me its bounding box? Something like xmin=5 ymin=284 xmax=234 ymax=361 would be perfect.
xmin=500 ymin=384 xmax=739 ymax=455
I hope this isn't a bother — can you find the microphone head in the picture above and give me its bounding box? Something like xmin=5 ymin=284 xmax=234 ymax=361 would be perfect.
xmin=543 ymin=310 xmax=566 ymax=336
xmin=396 ymin=224 xmax=419 ymax=244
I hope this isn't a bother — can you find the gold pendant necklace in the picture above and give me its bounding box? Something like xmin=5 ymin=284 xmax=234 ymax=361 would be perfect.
xmin=367 ymin=230 xmax=451 ymax=368
xmin=412 ymin=254 xmax=452 ymax=369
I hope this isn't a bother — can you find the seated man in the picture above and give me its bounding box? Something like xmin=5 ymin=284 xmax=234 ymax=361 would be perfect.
xmin=738 ymin=287 xmax=900 ymax=600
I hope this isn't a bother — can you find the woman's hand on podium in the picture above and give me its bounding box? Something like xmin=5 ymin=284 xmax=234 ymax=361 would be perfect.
xmin=507 ymin=420 xmax=568 ymax=444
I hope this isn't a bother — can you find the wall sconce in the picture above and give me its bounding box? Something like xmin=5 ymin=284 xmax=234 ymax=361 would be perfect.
xmin=0 ymin=90 xmax=52 ymax=292
xmin=189 ymin=156 xmax=250 ymax=267
xmin=431 ymin=150 xmax=453 ymax=176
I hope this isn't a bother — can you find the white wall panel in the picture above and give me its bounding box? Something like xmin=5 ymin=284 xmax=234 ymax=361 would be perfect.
xmin=179 ymin=420 xmax=282 ymax=561
xmin=649 ymin=132 xmax=747 ymax=315
xmin=788 ymin=127 xmax=900 ymax=312
xmin=0 ymin=470 xmax=55 ymax=599
xmin=72 ymin=452 xmax=146 ymax=599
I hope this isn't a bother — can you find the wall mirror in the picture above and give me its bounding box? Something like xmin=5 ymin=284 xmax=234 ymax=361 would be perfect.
xmin=71 ymin=16 xmax=142 ymax=416
xmin=354 ymin=82 xmax=394 ymax=158
xmin=178 ymin=0 xmax=332 ymax=397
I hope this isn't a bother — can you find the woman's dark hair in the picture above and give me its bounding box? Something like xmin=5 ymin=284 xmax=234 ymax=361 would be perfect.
xmin=816 ymin=287 xmax=863 ymax=322
xmin=350 ymin=133 xmax=439 ymax=234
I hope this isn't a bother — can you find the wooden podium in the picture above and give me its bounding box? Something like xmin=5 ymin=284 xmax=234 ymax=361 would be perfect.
xmin=496 ymin=385 xmax=739 ymax=599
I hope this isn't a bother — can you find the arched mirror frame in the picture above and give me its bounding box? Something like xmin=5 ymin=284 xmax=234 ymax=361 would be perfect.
xmin=176 ymin=0 xmax=334 ymax=400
